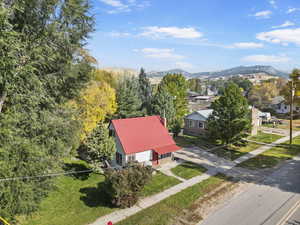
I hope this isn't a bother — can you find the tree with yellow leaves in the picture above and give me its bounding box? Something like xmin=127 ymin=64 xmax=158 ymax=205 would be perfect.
xmin=70 ymin=81 xmax=117 ymax=140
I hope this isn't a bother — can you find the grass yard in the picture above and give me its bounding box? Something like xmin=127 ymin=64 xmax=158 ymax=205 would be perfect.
xmin=239 ymin=136 xmax=300 ymax=169
xmin=209 ymin=132 xmax=283 ymax=161
xmin=248 ymin=131 xmax=283 ymax=144
xmin=171 ymin=162 xmax=207 ymax=180
xmin=263 ymin=119 xmax=300 ymax=131
xmin=174 ymin=135 xmax=216 ymax=150
xmin=116 ymin=174 xmax=232 ymax=225
xmin=141 ymin=172 xmax=181 ymax=197
xmin=18 ymin=161 xmax=181 ymax=225
xmin=209 ymin=142 xmax=261 ymax=161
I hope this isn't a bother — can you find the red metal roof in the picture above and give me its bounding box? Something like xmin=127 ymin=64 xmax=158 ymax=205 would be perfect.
xmin=153 ymin=144 xmax=181 ymax=155
xmin=111 ymin=116 xmax=181 ymax=155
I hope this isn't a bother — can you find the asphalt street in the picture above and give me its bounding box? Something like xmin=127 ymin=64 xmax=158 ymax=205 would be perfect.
xmin=199 ymin=156 xmax=300 ymax=225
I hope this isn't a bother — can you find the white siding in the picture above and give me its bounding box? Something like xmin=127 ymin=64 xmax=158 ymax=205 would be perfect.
xmin=131 ymin=150 xmax=152 ymax=163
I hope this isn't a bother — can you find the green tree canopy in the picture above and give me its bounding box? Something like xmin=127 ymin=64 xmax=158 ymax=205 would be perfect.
xmin=80 ymin=122 xmax=116 ymax=172
xmin=138 ymin=68 xmax=152 ymax=114
xmin=160 ymin=74 xmax=188 ymax=122
xmin=0 ymin=0 xmax=94 ymax=220
xmin=115 ymin=76 xmax=143 ymax=118
xmin=207 ymin=82 xmax=251 ymax=145
xmin=151 ymin=85 xmax=176 ymax=129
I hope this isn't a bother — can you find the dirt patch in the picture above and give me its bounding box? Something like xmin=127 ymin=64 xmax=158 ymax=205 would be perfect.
xmin=172 ymin=180 xmax=250 ymax=225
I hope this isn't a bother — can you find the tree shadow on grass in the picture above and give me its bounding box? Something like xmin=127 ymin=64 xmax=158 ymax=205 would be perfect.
xmin=63 ymin=162 xmax=92 ymax=181
xmin=79 ymin=182 xmax=116 ymax=209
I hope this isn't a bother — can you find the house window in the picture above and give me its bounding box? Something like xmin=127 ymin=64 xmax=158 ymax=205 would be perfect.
xmin=297 ymin=107 xmax=300 ymax=111
xmin=116 ymin=152 xmax=123 ymax=165
xmin=284 ymin=106 xmax=287 ymax=110
xmin=198 ymin=122 xmax=204 ymax=129
xmin=188 ymin=120 xmax=193 ymax=128
xmin=109 ymin=130 xmax=115 ymax=137
xmin=127 ymin=154 xmax=136 ymax=162
xmin=159 ymin=152 xmax=172 ymax=159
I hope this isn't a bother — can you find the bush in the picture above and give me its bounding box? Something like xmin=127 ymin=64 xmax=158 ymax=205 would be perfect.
xmin=103 ymin=164 xmax=153 ymax=208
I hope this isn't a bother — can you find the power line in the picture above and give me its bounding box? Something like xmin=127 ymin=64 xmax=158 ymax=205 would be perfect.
xmin=0 ymin=169 xmax=94 ymax=182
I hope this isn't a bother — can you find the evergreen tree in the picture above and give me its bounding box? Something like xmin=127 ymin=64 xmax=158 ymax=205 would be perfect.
xmin=151 ymin=85 xmax=176 ymax=129
xmin=160 ymin=74 xmax=188 ymax=123
xmin=138 ymin=68 xmax=152 ymax=114
xmin=0 ymin=0 xmax=94 ymax=220
xmin=81 ymin=123 xmax=116 ymax=172
xmin=207 ymin=82 xmax=251 ymax=145
xmin=115 ymin=76 xmax=143 ymax=118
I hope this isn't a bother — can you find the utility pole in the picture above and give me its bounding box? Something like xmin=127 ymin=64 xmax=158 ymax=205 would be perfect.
xmin=290 ymin=79 xmax=295 ymax=146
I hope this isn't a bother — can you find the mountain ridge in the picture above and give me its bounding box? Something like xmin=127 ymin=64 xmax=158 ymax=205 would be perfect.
xmin=147 ymin=65 xmax=289 ymax=79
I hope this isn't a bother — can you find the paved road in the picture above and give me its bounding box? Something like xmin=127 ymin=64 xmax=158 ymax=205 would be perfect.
xmin=284 ymin=206 xmax=300 ymax=225
xmin=199 ymin=156 xmax=300 ymax=225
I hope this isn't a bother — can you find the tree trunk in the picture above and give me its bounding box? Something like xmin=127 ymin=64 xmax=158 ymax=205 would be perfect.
xmin=0 ymin=91 xmax=7 ymax=113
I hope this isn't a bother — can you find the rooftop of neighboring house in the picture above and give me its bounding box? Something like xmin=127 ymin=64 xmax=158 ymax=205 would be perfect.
xmin=185 ymin=109 xmax=214 ymax=121
xmin=272 ymin=96 xmax=285 ymax=105
xmin=111 ymin=116 xmax=181 ymax=155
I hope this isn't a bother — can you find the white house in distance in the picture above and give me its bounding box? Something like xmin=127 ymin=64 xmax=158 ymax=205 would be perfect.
xmin=109 ymin=116 xmax=181 ymax=167
xmin=271 ymin=96 xmax=300 ymax=114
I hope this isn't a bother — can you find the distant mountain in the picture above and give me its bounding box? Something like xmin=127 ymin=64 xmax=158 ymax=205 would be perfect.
xmin=147 ymin=65 xmax=289 ymax=79
xmin=147 ymin=69 xmax=192 ymax=77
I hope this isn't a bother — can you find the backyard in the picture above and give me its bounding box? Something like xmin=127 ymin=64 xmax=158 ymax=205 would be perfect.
xmin=18 ymin=160 xmax=181 ymax=225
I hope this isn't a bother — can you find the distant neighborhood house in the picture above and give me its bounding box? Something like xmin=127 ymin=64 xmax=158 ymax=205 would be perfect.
xmin=109 ymin=116 xmax=181 ymax=167
xmin=184 ymin=106 xmax=263 ymax=136
xmin=271 ymin=96 xmax=300 ymax=114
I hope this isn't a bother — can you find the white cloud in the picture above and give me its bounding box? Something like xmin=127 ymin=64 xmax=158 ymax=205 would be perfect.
xmin=272 ymin=21 xmax=295 ymax=29
xmin=140 ymin=26 xmax=203 ymax=39
xmin=230 ymin=42 xmax=264 ymax=49
xmin=135 ymin=48 xmax=185 ymax=60
xmin=175 ymin=62 xmax=194 ymax=70
xmin=100 ymin=0 xmax=150 ymax=14
xmin=269 ymin=0 xmax=277 ymax=8
xmin=287 ymin=8 xmax=300 ymax=14
xmin=242 ymin=54 xmax=291 ymax=63
xmin=253 ymin=10 xmax=272 ymax=19
xmin=257 ymin=28 xmax=300 ymax=45
xmin=108 ymin=31 xmax=131 ymax=37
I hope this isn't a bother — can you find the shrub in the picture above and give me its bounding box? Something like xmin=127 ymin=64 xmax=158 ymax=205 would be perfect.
xmin=103 ymin=163 xmax=153 ymax=208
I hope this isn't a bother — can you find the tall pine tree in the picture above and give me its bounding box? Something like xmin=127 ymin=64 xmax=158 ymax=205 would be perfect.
xmin=151 ymin=85 xmax=176 ymax=129
xmin=207 ymin=82 xmax=251 ymax=145
xmin=138 ymin=68 xmax=152 ymax=114
xmin=115 ymin=76 xmax=143 ymax=118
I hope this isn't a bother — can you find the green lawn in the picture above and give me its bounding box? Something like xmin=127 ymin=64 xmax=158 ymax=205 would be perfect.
xmin=171 ymin=162 xmax=207 ymax=180
xmin=239 ymin=136 xmax=300 ymax=169
xmin=248 ymin=131 xmax=283 ymax=144
xmin=141 ymin=172 xmax=181 ymax=197
xmin=174 ymin=135 xmax=216 ymax=150
xmin=210 ymin=142 xmax=261 ymax=161
xmin=116 ymin=174 xmax=232 ymax=225
xmin=18 ymin=161 xmax=180 ymax=225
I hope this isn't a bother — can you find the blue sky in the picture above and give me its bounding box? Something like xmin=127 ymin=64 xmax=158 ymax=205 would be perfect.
xmin=88 ymin=0 xmax=300 ymax=72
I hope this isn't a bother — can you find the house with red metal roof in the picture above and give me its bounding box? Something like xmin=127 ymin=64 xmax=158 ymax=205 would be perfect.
xmin=109 ymin=116 xmax=181 ymax=167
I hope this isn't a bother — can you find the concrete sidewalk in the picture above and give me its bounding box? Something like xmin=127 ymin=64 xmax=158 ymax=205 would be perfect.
xmin=89 ymin=169 xmax=218 ymax=225
xmin=89 ymin=131 xmax=300 ymax=225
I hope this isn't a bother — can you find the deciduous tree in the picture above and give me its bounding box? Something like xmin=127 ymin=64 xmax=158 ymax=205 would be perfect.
xmin=160 ymin=74 xmax=188 ymax=122
xmin=0 ymin=0 xmax=94 ymax=219
xmin=207 ymin=82 xmax=251 ymax=145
